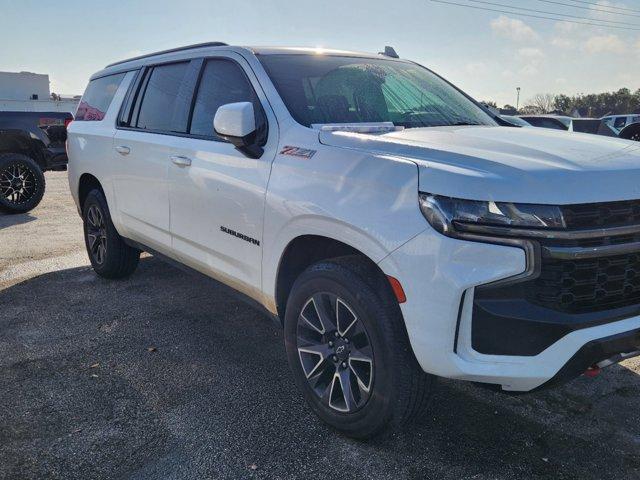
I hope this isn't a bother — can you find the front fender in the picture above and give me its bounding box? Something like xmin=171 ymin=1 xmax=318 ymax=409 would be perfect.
xmin=261 ymin=143 xmax=425 ymax=310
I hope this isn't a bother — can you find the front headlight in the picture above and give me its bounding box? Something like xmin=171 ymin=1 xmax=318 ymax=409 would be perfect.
xmin=419 ymin=193 xmax=566 ymax=236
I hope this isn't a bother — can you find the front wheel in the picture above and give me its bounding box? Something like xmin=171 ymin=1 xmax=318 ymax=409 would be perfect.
xmin=0 ymin=153 xmax=45 ymax=214
xmin=284 ymin=257 xmax=435 ymax=438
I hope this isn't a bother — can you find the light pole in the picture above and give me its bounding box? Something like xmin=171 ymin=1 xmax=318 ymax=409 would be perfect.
xmin=516 ymin=87 xmax=521 ymax=111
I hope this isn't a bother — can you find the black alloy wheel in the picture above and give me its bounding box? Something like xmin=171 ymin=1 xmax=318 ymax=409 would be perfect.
xmin=86 ymin=204 xmax=107 ymax=265
xmin=284 ymin=257 xmax=435 ymax=438
xmin=82 ymin=189 xmax=140 ymax=279
xmin=296 ymin=293 xmax=374 ymax=413
xmin=0 ymin=154 xmax=45 ymax=214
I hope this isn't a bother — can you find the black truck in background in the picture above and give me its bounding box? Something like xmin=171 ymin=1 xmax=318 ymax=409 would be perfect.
xmin=0 ymin=111 xmax=72 ymax=214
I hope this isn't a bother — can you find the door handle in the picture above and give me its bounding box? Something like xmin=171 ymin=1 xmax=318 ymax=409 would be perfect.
xmin=170 ymin=155 xmax=192 ymax=167
xmin=115 ymin=145 xmax=130 ymax=155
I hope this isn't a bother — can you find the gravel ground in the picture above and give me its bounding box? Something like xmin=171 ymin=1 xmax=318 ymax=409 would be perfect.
xmin=1 ymin=172 xmax=640 ymax=480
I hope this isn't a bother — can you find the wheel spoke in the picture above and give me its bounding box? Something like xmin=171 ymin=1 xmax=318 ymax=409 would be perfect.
xmin=300 ymin=297 xmax=325 ymax=334
xmin=298 ymin=344 xmax=331 ymax=379
xmin=349 ymin=357 xmax=373 ymax=393
xmin=328 ymin=368 xmax=356 ymax=412
xmin=336 ymin=298 xmax=357 ymax=336
xmin=312 ymin=293 xmax=338 ymax=333
xmin=87 ymin=233 xmax=99 ymax=251
xmin=97 ymin=243 xmax=105 ymax=264
xmin=87 ymin=207 xmax=97 ymax=228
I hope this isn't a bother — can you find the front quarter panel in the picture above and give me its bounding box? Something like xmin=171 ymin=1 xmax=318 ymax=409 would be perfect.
xmin=262 ymin=125 xmax=425 ymax=308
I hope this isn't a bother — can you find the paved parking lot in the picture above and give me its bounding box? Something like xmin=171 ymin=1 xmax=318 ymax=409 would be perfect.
xmin=2 ymin=172 xmax=640 ymax=479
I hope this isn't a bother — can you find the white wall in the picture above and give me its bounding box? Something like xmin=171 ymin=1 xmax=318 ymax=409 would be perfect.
xmin=0 ymin=99 xmax=78 ymax=113
xmin=0 ymin=71 xmax=50 ymax=101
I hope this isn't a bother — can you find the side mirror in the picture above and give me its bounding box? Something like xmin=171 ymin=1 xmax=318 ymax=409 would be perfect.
xmin=213 ymin=102 xmax=263 ymax=158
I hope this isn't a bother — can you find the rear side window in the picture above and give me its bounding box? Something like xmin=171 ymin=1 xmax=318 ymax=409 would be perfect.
xmin=76 ymin=73 xmax=125 ymax=121
xmin=189 ymin=59 xmax=263 ymax=140
xmin=136 ymin=62 xmax=190 ymax=132
xmin=614 ymin=117 xmax=628 ymax=130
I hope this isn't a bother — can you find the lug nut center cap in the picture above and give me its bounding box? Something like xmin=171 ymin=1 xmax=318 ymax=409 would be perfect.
xmin=333 ymin=338 xmax=350 ymax=361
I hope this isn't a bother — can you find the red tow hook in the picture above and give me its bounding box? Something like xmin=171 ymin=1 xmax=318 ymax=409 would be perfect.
xmin=584 ymin=366 xmax=601 ymax=378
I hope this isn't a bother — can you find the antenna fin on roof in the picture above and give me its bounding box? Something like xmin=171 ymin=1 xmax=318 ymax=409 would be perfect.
xmin=379 ymin=46 xmax=399 ymax=58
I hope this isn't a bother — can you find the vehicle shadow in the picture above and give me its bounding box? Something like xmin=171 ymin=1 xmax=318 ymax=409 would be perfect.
xmin=1 ymin=256 xmax=639 ymax=480
xmin=0 ymin=211 xmax=36 ymax=229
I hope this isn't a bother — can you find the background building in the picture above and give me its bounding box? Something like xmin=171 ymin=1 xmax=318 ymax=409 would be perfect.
xmin=0 ymin=71 xmax=78 ymax=113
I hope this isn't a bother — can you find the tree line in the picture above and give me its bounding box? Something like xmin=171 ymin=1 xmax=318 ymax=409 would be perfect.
xmin=484 ymin=88 xmax=640 ymax=118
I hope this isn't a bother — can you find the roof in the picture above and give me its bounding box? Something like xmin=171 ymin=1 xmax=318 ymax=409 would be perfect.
xmin=104 ymin=43 xmax=396 ymax=69
xmin=95 ymin=42 xmax=402 ymax=81
xmin=246 ymin=46 xmax=386 ymax=59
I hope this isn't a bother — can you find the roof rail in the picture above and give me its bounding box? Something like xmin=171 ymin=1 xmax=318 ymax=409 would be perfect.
xmin=105 ymin=42 xmax=229 ymax=68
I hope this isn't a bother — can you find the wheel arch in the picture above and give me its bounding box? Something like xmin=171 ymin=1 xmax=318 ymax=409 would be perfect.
xmin=0 ymin=132 xmax=45 ymax=169
xmin=78 ymin=173 xmax=104 ymax=210
xmin=273 ymin=234 xmax=396 ymax=320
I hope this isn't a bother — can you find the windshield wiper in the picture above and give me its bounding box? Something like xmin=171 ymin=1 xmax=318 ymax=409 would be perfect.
xmin=450 ymin=121 xmax=482 ymax=126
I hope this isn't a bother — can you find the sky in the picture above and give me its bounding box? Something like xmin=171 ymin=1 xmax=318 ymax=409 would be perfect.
xmin=0 ymin=0 xmax=638 ymax=107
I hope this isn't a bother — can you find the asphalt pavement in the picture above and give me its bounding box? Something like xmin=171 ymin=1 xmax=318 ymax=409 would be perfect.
xmin=1 ymin=172 xmax=640 ymax=480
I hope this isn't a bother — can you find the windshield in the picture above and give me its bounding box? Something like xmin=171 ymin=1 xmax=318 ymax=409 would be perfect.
xmin=258 ymin=54 xmax=497 ymax=129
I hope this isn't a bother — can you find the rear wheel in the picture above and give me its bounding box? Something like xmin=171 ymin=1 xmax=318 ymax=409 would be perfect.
xmin=82 ymin=189 xmax=140 ymax=279
xmin=284 ymin=257 xmax=435 ymax=438
xmin=0 ymin=153 xmax=45 ymax=214
xmin=619 ymin=124 xmax=640 ymax=142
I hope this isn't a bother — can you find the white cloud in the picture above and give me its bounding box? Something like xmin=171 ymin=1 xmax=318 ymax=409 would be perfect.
xmin=519 ymin=64 xmax=539 ymax=76
xmin=518 ymin=47 xmax=545 ymax=61
xmin=491 ymin=15 xmax=539 ymax=42
xmin=588 ymin=1 xmax=631 ymax=22
xmin=501 ymin=69 xmax=515 ymax=80
xmin=551 ymin=36 xmax=576 ymax=49
xmin=514 ymin=48 xmax=545 ymax=79
xmin=554 ymin=21 xmax=578 ymax=35
xmin=465 ymin=61 xmax=488 ymax=75
xmin=584 ymin=34 xmax=625 ymax=54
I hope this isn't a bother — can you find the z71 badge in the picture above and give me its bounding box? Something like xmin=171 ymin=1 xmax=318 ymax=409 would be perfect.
xmin=279 ymin=146 xmax=317 ymax=159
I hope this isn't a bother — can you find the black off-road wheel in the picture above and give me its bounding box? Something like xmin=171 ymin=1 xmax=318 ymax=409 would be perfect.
xmin=619 ymin=123 xmax=640 ymax=142
xmin=284 ymin=257 xmax=435 ymax=439
xmin=0 ymin=153 xmax=45 ymax=214
xmin=82 ymin=189 xmax=140 ymax=279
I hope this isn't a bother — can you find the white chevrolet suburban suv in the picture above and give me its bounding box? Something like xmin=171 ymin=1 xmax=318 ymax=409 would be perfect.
xmin=68 ymin=42 xmax=640 ymax=438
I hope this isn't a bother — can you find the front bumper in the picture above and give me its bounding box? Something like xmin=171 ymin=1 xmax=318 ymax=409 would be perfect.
xmin=378 ymin=227 xmax=640 ymax=392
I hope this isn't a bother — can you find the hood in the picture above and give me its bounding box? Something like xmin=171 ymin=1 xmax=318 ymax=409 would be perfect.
xmin=319 ymin=126 xmax=640 ymax=204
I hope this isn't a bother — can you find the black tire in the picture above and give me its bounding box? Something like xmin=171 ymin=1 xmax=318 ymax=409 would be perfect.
xmin=284 ymin=256 xmax=435 ymax=439
xmin=0 ymin=153 xmax=45 ymax=214
xmin=620 ymin=123 xmax=640 ymax=142
xmin=82 ymin=189 xmax=140 ymax=279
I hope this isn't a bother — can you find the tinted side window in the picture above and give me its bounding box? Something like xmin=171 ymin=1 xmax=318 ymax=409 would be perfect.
xmin=614 ymin=117 xmax=627 ymax=130
xmin=523 ymin=117 xmax=567 ymax=130
xmin=190 ymin=59 xmax=262 ymax=140
xmin=76 ymin=73 xmax=125 ymax=121
xmin=136 ymin=62 xmax=190 ymax=132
